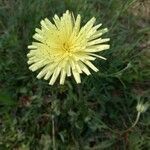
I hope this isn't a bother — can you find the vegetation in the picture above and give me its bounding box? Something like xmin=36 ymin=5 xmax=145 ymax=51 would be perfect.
xmin=0 ymin=0 xmax=149 ymax=149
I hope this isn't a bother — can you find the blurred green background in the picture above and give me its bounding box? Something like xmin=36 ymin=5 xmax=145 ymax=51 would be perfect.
xmin=0 ymin=0 xmax=149 ymax=149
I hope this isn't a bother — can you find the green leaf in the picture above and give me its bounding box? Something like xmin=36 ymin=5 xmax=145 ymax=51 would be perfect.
xmin=0 ymin=91 xmax=16 ymax=106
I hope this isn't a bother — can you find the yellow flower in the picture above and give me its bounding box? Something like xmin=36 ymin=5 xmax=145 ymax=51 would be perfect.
xmin=27 ymin=10 xmax=110 ymax=85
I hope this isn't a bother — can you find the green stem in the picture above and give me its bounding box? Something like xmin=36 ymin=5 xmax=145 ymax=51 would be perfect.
xmin=52 ymin=114 xmax=56 ymax=150
xmin=77 ymin=84 xmax=82 ymax=100
xmin=103 ymin=112 xmax=141 ymax=135
xmin=122 ymin=112 xmax=141 ymax=133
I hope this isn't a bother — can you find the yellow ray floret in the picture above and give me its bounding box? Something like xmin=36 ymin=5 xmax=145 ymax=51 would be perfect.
xmin=27 ymin=10 xmax=110 ymax=85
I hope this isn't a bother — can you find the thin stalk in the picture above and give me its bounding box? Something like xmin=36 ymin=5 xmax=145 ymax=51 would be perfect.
xmin=103 ymin=112 xmax=141 ymax=135
xmin=122 ymin=112 xmax=141 ymax=133
xmin=52 ymin=114 xmax=56 ymax=150
xmin=77 ymin=84 xmax=83 ymax=100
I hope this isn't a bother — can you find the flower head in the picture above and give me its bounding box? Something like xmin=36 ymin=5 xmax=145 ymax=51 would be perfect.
xmin=136 ymin=101 xmax=149 ymax=113
xmin=27 ymin=10 xmax=110 ymax=85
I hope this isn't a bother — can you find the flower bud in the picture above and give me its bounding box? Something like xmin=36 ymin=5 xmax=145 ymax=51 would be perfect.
xmin=136 ymin=102 xmax=149 ymax=113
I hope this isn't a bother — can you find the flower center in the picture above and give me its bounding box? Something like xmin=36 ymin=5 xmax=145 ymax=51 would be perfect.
xmin=62 ymin=42 xmax=71 ymax=53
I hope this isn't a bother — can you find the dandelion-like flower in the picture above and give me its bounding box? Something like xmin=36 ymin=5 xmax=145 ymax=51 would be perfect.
xmin=27 ymin=10 xmax=110 ymax=85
